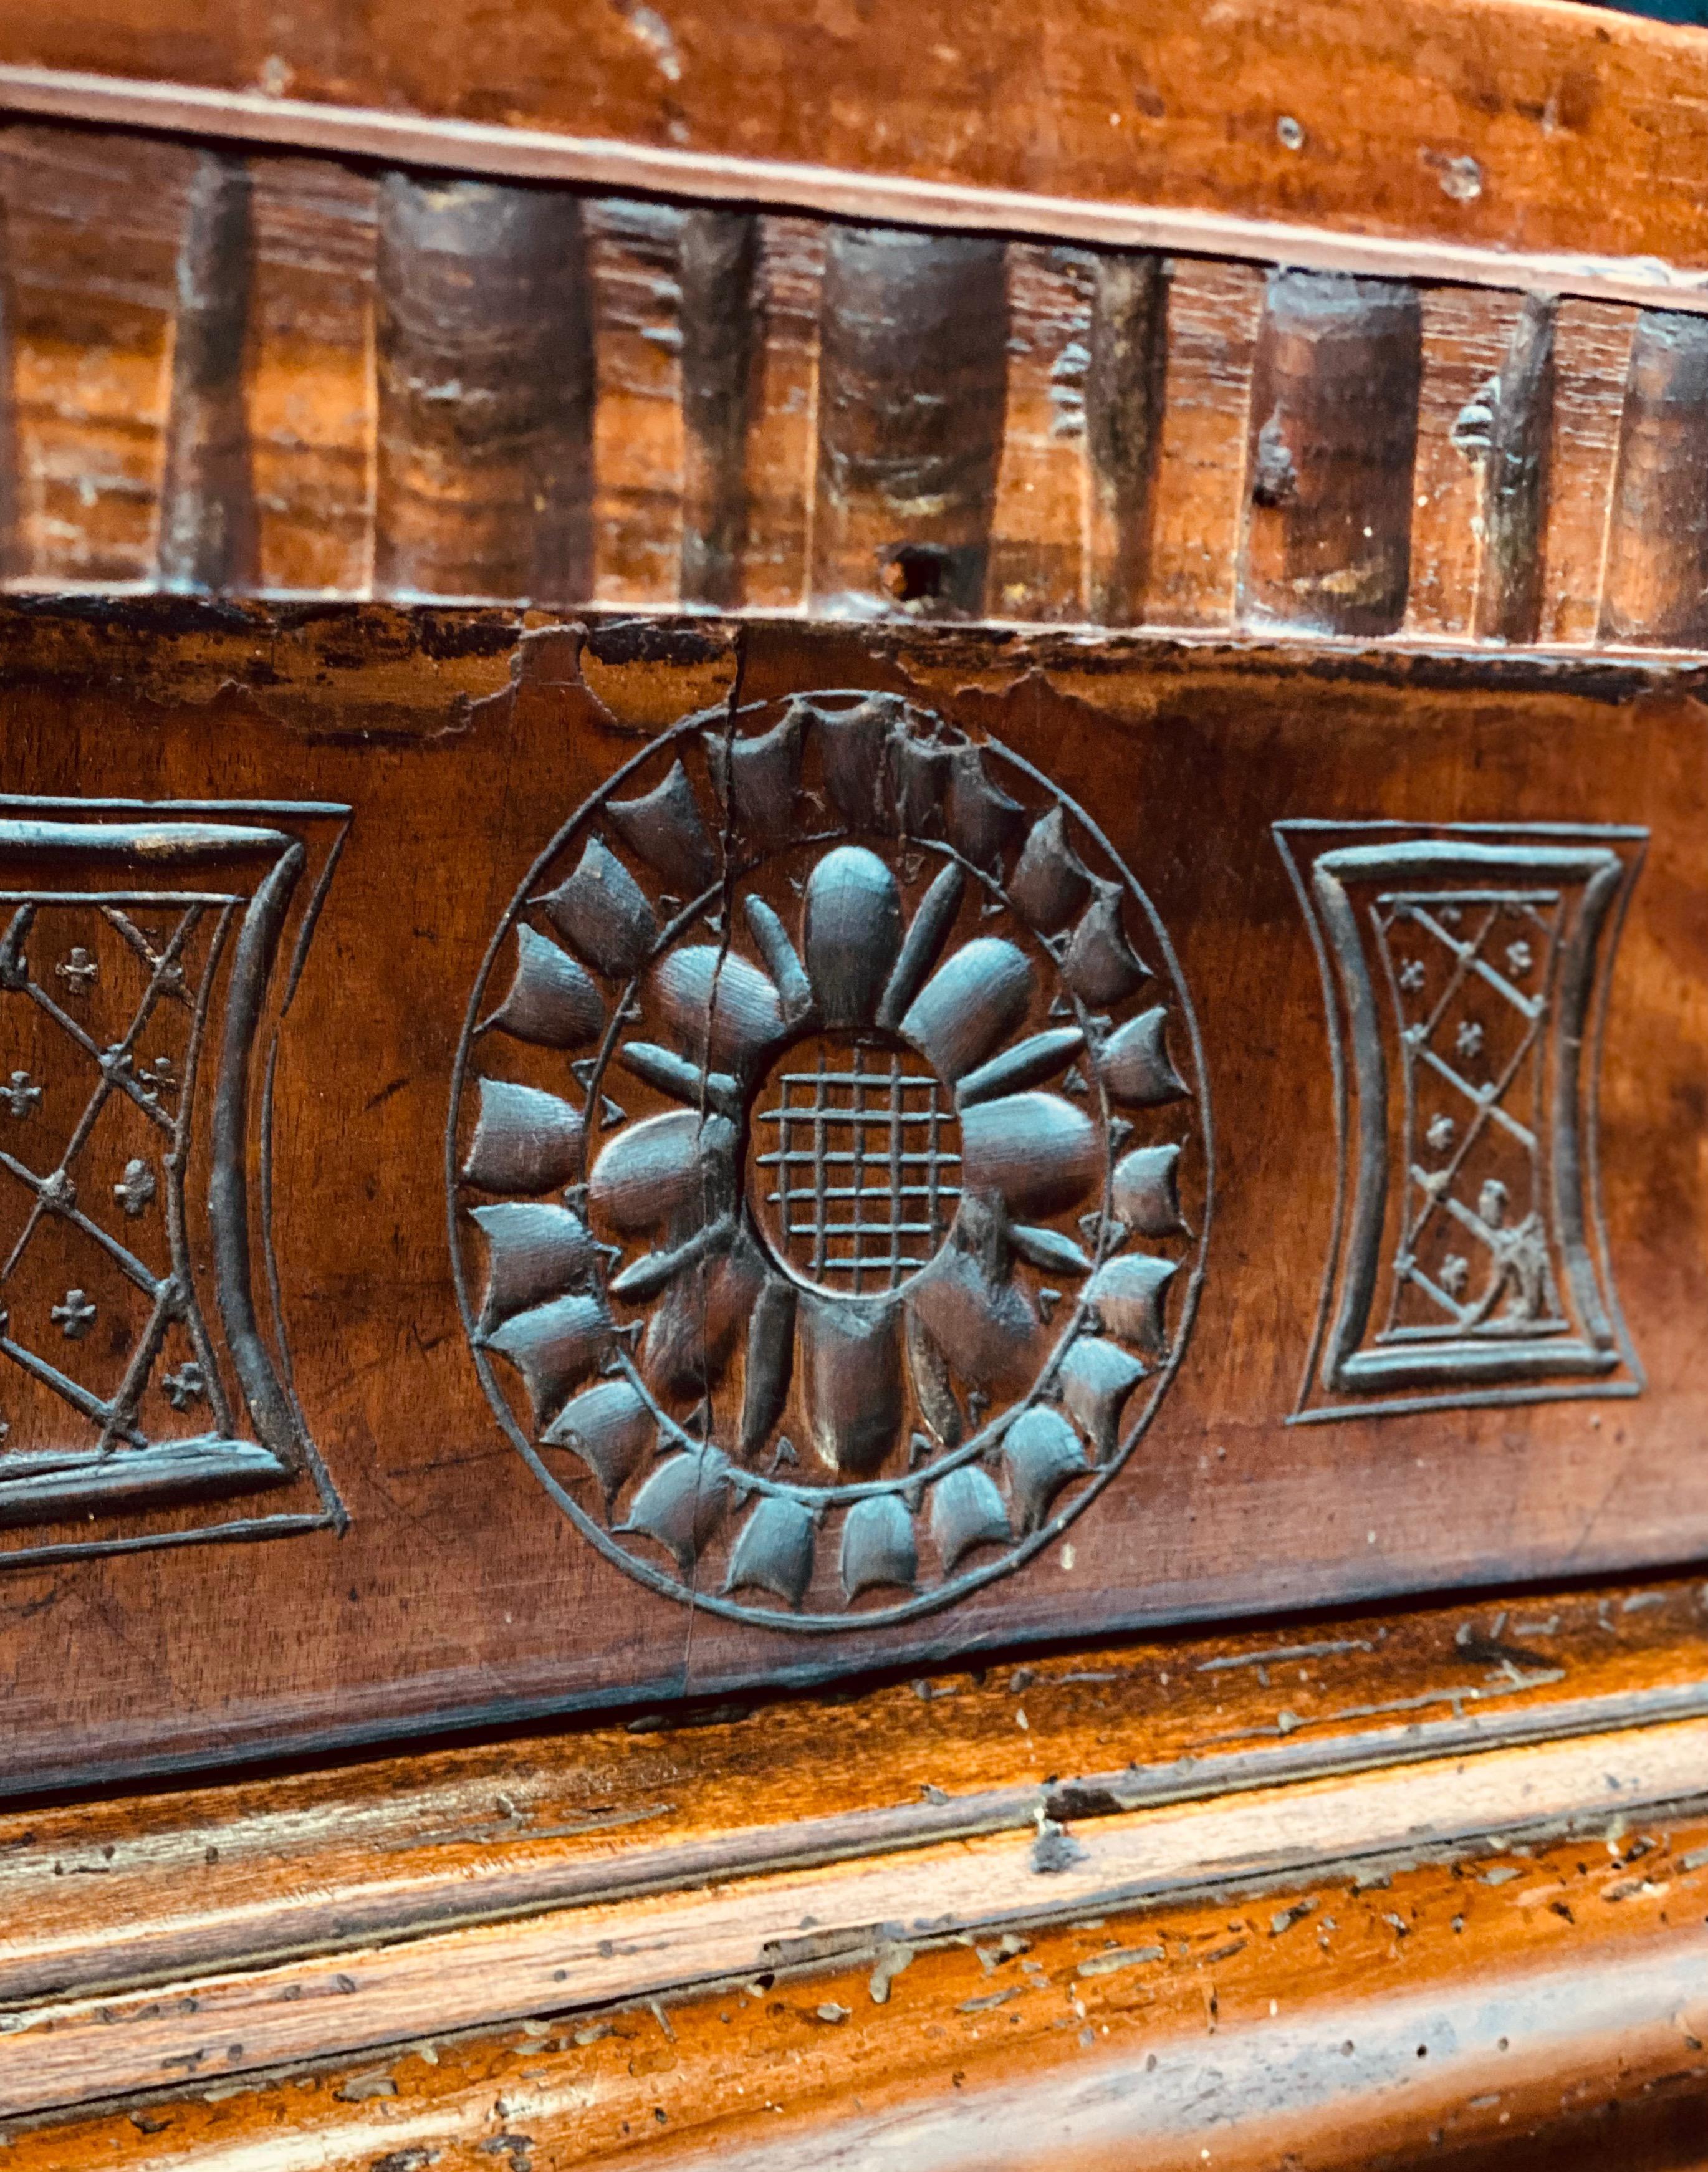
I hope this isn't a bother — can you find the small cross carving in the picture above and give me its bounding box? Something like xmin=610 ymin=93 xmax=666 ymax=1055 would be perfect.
xmin=135 ymin=1054 xmax=178 ymax=1106
xmin=54 ymin=948 xmax=98 ymax=997
xmin=0 ymin=1071 xmax=41 ymax=1118
xmin=50 ymin=1289 xmax=96 ymax=1340
xmin=161 ymin=1361 xmax=206 ymax=1410
xmin=113 ymin=1158 xmax=156 ymax=1218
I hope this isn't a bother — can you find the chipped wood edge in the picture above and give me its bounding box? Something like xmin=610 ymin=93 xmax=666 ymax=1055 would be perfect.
xmin=8 ymin=1711 xmax=1708 ymax=2120
xmin=7 ymin=65 xmax=1708 ymax=315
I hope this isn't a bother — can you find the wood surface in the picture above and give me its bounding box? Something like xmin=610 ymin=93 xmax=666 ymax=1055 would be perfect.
xmin=0 ymin=1575 xmax=1704 ymax=2150
xmin=11 ymin=0 xmax=1708 ymax=300
xmin=0 ymin=600 xmax=1692 ymax=1787
xmin=0 ymin=117 xmax=1697 ymax=643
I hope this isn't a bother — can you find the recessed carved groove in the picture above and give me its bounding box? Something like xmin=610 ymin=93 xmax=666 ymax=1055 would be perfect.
xmin=1474 ymin=291 xmax=1555 ymax=646
xmin=1085 ymin=250 xmax=1168 ymax=627
xmin=678 ymin=208 xmax=760 ymax=609
xmin=156 ymin=149 xmax=257 ymax=594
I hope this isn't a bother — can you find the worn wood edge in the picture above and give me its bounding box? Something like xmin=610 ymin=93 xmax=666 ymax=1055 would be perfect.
xmin=8 ymin=65 xmax=1708 ymax=315
xmin=10 ymin=1666 xmax=1708 ymax=2022
xmin=7 ymin=1712 xmax=1708 ymax=2118
xmin=14 ymin=1779 xmax=1708 ymax=2169
xmin=595 ymin=1931 xmax=1708 ymax=2172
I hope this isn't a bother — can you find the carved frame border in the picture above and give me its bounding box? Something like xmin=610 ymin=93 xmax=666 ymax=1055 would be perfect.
xmin=0 ymin=798 xmax=350 ymax=1565
xmin=1275 ymin=819 xmax=1646 ymax=1424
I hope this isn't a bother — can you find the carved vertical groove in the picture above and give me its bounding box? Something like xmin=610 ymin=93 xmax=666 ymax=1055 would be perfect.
xmin=812 ymin=225 xmax=1008 ymax=617
xmin=1085 ymin=251 xmax=1168 ymax=627
xmin=678 ymin=208 xmax=759 ymax=609
xmin=1237 ymin=269 xmax=1421 ymax=637
xmin=0 ymin=191 xmax=16 ymax=587
xmin=1474 ymin=292 xmax=1555 ymax=646
xmin=1600 ymin=309 xmax=1708 ymax=648
xmin=157 ymin=150 xmax=257 ymax=595
xmin=373 ymin=175 xmax=593 ymax=603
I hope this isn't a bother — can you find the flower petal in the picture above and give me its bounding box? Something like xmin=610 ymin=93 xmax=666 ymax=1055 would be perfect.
xmin=739 ymin=1276 xmax=797 ymax=1459
xmin=1111 ymin=1143 xmax=1188 ymax=1237
xmin=840 ymin=1493 xmax=918 ymax=1598
xmin=461 ymin=1078 xmax=583 ymax=1194
xmin=649 ymin=944 xmax=786 ymax=1075
xmin=1088 ymin=1253 xmax=1178 ymax=1358
xmin=908 ymin=1238 xmax=1044 ymax=1400
xmin=640 ymin=1228 xmax=764 ymax=1403
xmin=588 ymin=1109 xmax=736 ymax=1234
xmin=944 ymin=745 xmax=1024 ymax=868
xmin=961 ymin=1091 xmax=1100 ymax=1218
xmin=1057 ymin=1335 xmax=1148 ymax=1461
xmin=956 ymin=1026 xmax=1083 ymax=1108
xmin=537 ymin=837 xmax=658 ymax=982
xmin=618 ymin=1041 xmax=742 ymax=1120
xmin=541 ymin=1378 xmax=655 ymax=1507
xmin=811 ymin=692 xmax=903 ymax=830
xmin=878 ymin=861 xmax=965 ymax=1031
xmin=485 ymin=1291 xmax=611 ymax=1429
xmin=470 ymin=1201 xmax=598 ymax=1333
xmin=1009 ymin=805 xmax=1091 ymax=933
xmin=1002 ymin=1405 xmax=1087 ymax=1533
xmin=1062 ymin=881 xmax=1150 ymax=1007
xmin=704 ymin=707 xmax=802 ymax=835
xmin=486 ymin=925 xmax=605 ymax=1050
xmin=607 ymin=757 xmax=718 ymax=898
xmin=804 ymin=846 xmax=903 ymax=1029
xmin=618 ymin=1446 xmax=732 ymax=1571
xmin=743 ymin=896 xmax=814 ymax=1024
xmin=929 ymin=1464 xmax=1010 ymax=1573
xmin=1008 ymin=1222 xmax=1095 ymax=1277
xmin=1099 ymin=1007 xmax=1188 ymax=1108
xmin=904 ymin=1307 xmax=963 ymax=1449
xmin=891 ymin=734 xmax=949 ymax=837
xmin=900 ymin=937 xmax=1034 ymax=1082
xmin=798 ymin=1292 xmax=904 ymax=1478
xmin=724 ymin=1495 xmax=817 ymax=1607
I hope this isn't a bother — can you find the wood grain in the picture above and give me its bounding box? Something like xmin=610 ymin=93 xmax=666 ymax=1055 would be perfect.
xmin=1238 ymin=269 xmax=1421 ymax=636
xmin=14 ymin=0 xmax=1708 ymax=292
xmin=373 ymin=174 xmax=593 ymax=603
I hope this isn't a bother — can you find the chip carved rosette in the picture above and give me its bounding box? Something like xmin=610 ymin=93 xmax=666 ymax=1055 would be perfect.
xmin=449 ymin=691 xmax=1209 ymax=1628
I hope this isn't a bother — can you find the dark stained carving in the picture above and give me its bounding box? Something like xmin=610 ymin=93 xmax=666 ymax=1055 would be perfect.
xmin=373 ymin=173 xmax=594 ymax=603
xmin=450 ymin=691 xmax=1207 ymax=1628
xmin=1239 ymin=270 xmax=1421 ymax=637
xmin=1277 ymin=820 xmax=1644 ymax=1421
xmin=0 ymin=800 xmax=347 ymax=1561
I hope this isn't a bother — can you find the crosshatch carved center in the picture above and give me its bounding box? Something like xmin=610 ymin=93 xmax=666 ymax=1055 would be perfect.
xmin=749 ymin=1033 xmax=961 ymax=1296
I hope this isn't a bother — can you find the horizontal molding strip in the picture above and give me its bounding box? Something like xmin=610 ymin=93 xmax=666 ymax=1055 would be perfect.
xmin=6 ymin=64 xmax=1708 ymax=315
xmin=8 ymin=1713 xmax=1708 ymax=2120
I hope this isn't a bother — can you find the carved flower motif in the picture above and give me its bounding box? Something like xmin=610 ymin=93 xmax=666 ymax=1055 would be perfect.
xmin=453 ymin=691 xmax=1207 ymax=1625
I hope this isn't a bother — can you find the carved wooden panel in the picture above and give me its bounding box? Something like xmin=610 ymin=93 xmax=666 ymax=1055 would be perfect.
xmin=0 ymin=600 xmax=1702 ymax=1789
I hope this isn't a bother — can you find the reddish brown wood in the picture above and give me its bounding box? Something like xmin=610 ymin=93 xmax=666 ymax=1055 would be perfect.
xmin=373 ymin=173 xmax=593 ymax=602
xmin=1239 ymin=269 xmax=1421 ymax=635
xmin=1084 ymin=249 xmax=1168 ymax=626
xmin=155 ymin=147 xmax=256 ymax=592
xmin=812 ymin=226 xmax=1008 ymax=616
xmin=1601 ymin=310 xmax=1708 ymax=648
xmin=679 ymin=208 xmax=759 ymax=610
